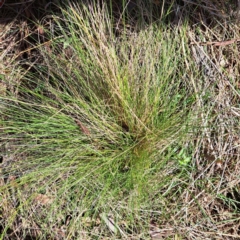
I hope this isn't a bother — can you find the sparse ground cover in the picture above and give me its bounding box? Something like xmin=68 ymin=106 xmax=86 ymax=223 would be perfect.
xmin=0 ymin=1 xmax=240 ymax=239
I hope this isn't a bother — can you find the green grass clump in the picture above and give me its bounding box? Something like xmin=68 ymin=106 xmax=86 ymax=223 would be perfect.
xmin=0 ymin=2 xmax=219 ymax=239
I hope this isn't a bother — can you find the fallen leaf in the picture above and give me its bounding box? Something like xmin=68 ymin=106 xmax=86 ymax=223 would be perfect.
xmin=34 ymin=194 xmax=54 ymax=205
xmin=215 ymin=159 xmax=223 ymax=170
xmin=75 ymin=119 xmax=90 ymax=135
xmin=100 ymin=213 xmax=118 ymax=234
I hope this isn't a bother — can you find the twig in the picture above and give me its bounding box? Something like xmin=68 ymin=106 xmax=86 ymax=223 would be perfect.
xmin=190 ymin=38 xmax=240 ymax=46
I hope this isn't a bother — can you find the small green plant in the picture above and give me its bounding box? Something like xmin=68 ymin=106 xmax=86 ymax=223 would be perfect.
xmin=177 ymin=148 xmax=192 ymax=167
xmin=166 ymin=145 xmax=192 ymax=167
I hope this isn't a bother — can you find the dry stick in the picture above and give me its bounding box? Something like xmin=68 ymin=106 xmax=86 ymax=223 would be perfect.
xmin=191 ymin=38 xmax=240 ymax=47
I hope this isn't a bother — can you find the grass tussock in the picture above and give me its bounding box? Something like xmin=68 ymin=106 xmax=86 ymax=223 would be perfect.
xmin=0 ymin=1 xmax=240 ymax=239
